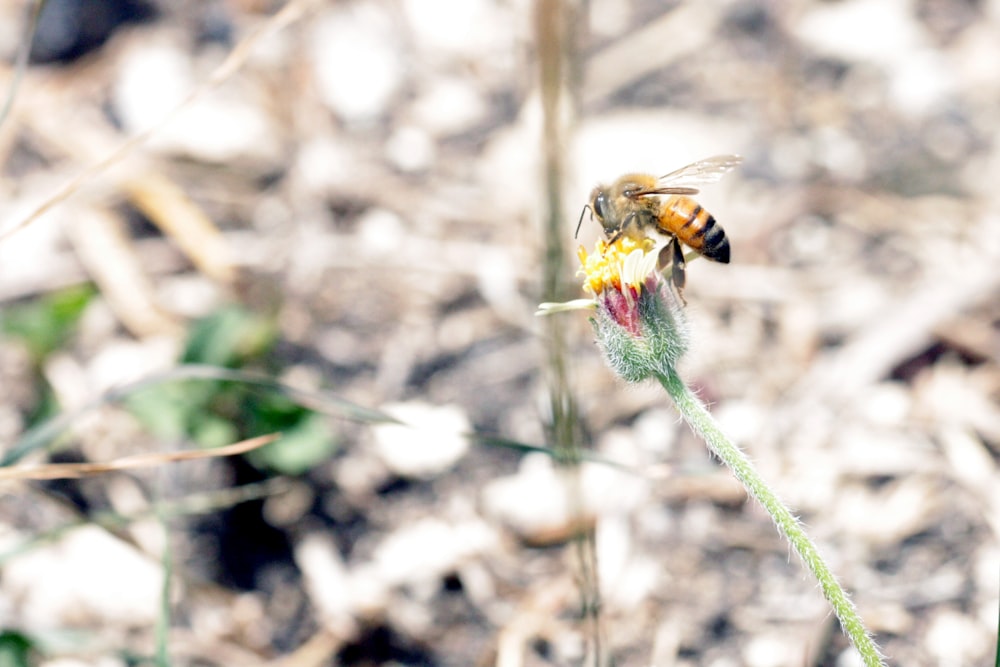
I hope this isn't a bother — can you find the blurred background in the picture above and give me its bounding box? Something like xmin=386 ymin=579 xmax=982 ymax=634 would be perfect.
xmin=0 ymin=0 xmax=997 ymax=665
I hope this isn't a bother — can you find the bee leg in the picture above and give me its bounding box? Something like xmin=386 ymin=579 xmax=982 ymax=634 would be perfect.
xmin=671 ymin=239 xmax=687 ymax=292
xmin=671 ymin=240 xmax=687 ymax=305
xmin=607 ymin=212 xmax=638 ymax=243
xmin=622 ymin=212 xmax=637 ymax=233
xmin=656 ymin=239 xmax=687 ymax=304
xmin=656 ymin=240 xmax=673 ymax=272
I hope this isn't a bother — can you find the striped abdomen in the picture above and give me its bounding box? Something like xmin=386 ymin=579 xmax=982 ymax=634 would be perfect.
xmin=658 ymin=196 xmax=730 ymax=263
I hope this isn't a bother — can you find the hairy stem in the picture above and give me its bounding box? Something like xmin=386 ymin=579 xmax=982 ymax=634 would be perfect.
xmin=656 ymin=368 xmax=885 ymax=667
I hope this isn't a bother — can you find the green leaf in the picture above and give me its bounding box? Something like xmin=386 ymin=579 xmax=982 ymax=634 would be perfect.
xmin=181 ymin=307 xmax=276 ymax=367
xmin=0 ymin=630 xmax=34 ymax=667
xmin=124 ymin=381 xmax=210 ymax=441
xmin=191 ymin=415 xmax=239 ymax=450
xmin=246 ymin=411 xmax=336 ymax=475
xmin=1 ymin=285 xmax=95 ymax=360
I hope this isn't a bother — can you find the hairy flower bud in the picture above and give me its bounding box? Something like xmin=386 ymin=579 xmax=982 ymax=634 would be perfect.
xmin=576 ymin=238 xmax=689 ymax=382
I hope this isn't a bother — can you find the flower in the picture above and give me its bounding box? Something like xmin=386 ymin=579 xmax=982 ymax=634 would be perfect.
xmin=576 ymin=236 xmax=658 ymax=298
xmin=538 ymin=237 xmax=689 ymax=382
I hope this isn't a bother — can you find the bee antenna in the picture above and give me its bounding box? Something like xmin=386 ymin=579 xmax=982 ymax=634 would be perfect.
xmin=575 ymin=204 xmax=592 ymax=239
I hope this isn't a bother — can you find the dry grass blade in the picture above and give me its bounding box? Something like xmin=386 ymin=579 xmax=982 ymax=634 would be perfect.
xmin=3 ymin=364 xmax=401 ymax=468
xmin=124 ymin=173 xmax=236 ymax=284
xmin=583 ymin=4 xmax=717 ymax=106
xmin=0 ymin=433 xmax=279 ymax=481
xmin=65 ymin=206 xmax=182 ymax=337
xmin=106 ymin=364 xmax=403 ymax=425
xmin=0 ymin=1 xmax=41 ymax=131
xmin=0 ymin=0 xmax=319 ymax=244
xmin=792 ymin=243 xmax=1000 ymax=403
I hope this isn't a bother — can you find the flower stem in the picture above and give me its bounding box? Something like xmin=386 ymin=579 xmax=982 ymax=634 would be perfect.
xmin=656 ymin=368 xmax=885 ymax=667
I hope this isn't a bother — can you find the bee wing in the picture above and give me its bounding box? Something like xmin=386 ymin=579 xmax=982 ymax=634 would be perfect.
xmin=627 ymin=155 xmax=742 ymax=197
xmin=652 ymin=154 xmax=743 ymax=192
xmin=631 ymin=186 xmax=701 ymax=197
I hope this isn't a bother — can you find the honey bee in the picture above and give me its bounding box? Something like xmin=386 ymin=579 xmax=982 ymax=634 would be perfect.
xmin=578 ymin=154 xmax=742 ymax=293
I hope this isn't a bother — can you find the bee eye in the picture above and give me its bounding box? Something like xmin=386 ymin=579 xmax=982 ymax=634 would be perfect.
xmin=593 ymin=192 xmax=610 ymax=221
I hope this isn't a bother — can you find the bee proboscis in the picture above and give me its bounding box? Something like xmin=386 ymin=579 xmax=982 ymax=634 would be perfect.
xmin=579 ymin=154 xmax=742 ymax=294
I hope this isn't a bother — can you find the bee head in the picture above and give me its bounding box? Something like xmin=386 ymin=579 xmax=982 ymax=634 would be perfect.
xmin=590 ymin=187 xmax=617 ymax=234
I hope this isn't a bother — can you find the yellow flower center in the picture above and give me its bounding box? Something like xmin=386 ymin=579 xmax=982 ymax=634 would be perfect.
xmin=577 ymin=236 xmax=658 ymax=296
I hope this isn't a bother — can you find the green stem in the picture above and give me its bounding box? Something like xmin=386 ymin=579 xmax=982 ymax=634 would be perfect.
xmin=155 ymin=508 xmax=172 ymax=667
xmin=657 ymin=368 xmax=885 ymax=667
